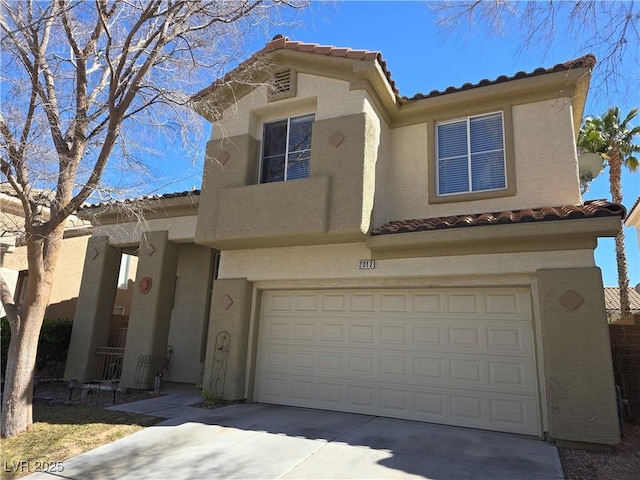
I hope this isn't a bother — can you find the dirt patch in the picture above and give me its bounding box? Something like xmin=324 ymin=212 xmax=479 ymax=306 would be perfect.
xmin=558 ymin=422 xmax=640 ymax=480
xmin=33 ymin=380 xmax=158 ymax=407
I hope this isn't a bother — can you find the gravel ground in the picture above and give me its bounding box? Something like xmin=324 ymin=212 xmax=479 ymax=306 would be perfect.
xmin=558 ymin=422 xmax=640 ymax=480
xmin=34 ymin=382 xmax=640 ymax=479
xmin=34 ymin=380 xmax=160 ymax=407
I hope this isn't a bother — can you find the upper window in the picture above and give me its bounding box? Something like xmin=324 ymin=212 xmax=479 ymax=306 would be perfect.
xmin=260 ymin=114 xmax=314 ymax=184
xmin=436 ymin=112 xmax=506 ymax=196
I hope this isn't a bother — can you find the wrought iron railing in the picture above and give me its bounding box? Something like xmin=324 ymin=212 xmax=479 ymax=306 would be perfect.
xmin=93 ymin=347 xmax=124 ymax=381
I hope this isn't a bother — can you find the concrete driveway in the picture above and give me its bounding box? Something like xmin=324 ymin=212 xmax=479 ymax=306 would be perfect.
xmin=29 ymin=393 xmax=564 ymax=480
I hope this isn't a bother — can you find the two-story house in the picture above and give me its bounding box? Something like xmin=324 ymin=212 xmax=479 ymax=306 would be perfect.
xmin=65 ymin=36 xmax=625 ymax=446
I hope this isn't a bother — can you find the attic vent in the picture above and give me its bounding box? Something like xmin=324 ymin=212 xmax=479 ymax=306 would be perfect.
xmin=273 ymin=69 xmax=291 ymax=94
xmin=268 ymin=68 xmax=296 ymax=101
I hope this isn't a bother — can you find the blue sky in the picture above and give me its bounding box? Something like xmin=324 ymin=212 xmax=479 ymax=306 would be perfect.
xmin=163 ymin=1 xmax=640 ymax=287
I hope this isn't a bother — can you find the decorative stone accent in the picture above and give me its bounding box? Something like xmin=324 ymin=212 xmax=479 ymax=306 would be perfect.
xmin=139 ymin=243 xmax=156 ymax=257
xmin=218 ymin=151 xmax=230 ymax=165
xmin=222 ymin=294 xmax=234 ymax=310
xmin=91 ymin=247 xmax=100 ymax=260
xmin=328 ymin=131 xmax=345 ymax=148
xmin=559 ymin=289 xmax=584 ymax=311
xmin=139 ymin=277 xmax=152 ymax=294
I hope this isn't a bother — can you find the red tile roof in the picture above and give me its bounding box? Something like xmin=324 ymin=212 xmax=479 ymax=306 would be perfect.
xmin=405 ymin=55 xmax=595 ymax=101
xmin=193 ymin=35 xmax=595 ymax=103
xmin=372 ymin=200 xmax=625 ymax=235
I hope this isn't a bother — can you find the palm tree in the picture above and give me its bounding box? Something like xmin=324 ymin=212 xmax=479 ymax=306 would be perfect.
xmin=578 ymin=107 xmax=640 ymax=320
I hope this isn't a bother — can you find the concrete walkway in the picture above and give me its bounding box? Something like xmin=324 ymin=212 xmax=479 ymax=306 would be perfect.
xmin=28 ymin=391 xmax=564 ymax=480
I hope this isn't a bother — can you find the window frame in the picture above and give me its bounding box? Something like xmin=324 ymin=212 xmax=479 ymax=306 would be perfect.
xmin=428 ymin=106 xmax=516 ymax=204
xmin=259 ymin=113 xmax=315 ymax=184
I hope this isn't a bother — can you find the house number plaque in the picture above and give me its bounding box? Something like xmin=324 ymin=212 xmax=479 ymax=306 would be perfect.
xmin=358 ymin=260 xmax=375 ymax=269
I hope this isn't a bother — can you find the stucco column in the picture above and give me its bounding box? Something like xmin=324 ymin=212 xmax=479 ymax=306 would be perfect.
xmin=537 ymin=267 xmax=619 ymax=445
xmin=202 ymin=278 xmax=253 ymax=401
xmin=64 ymin=236 xmax=120 ymax=382
xmin=120 ymin=231 xmax=179 ymax=388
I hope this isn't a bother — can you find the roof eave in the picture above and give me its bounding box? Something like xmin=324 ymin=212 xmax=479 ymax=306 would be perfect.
xmin=394 ymin=65 xmax=593 ymax=128
xmin=192 ymin=48 xmax=393 ymax=123
xmin=367 ymin=216 xmax=621 ymax=260
xmin=79 ymin=194 xmax=200 ymax=224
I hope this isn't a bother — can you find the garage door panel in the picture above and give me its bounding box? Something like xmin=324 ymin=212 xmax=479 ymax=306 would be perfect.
xmin=322 ymin=294 xmax=348 ymax=311
xmin=319 ymin=323 xmax=345 ymax=342
xmin=348 ymin=354 xmax=376 ymax=376
xmin=257 ymin=288 xmax=540 ymax=436
xmin=293 ymin=322 xmax=316 ymax=340
xmin=447 ymin=293 xmax=481 ymax=314
xmin=380 ymin=355 xmax=407 ymax=378
xmin=291 ymin=350 xmax=315 ymax=370
xmin=258 ymin=372 xmax=539 ymax=435
xmin=318 ymin=351 xmax=345 ymax=373
xmin=350 ymin=324 xmax=376 ymax=343
xmin=318 ymin=382 xmax=343 ymax=404
xmin=262 ymin=289 xmax=531 ymax=316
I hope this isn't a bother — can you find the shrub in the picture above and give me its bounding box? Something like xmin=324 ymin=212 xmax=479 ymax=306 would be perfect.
xmin=1 ymin=317 xmax=73 ymax=379
xmin=1 ymin=316 xmax=9 ymax=377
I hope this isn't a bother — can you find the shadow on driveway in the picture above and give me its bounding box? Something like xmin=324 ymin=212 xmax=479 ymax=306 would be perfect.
xmin=28 ymin=402 xmax=563 ymax=480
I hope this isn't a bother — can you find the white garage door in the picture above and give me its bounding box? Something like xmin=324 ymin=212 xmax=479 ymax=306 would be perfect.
xmin=255 ymin=288 xmax=540 ymax=436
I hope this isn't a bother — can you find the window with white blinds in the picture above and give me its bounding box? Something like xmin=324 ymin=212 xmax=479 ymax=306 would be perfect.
xmin=436 ymin=112 xmax=506 ymax=196
xmin=260 ymin=114 xmax=314 ymax=184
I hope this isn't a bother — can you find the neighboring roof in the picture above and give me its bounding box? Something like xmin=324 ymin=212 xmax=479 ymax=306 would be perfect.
xmin=604 ymin=287 xmax=640 ymax=312
xmin=81 ymin=189 xmax=201 ymax=210
xmin=627 ymin=196 xmax=640 ymax=220
xmin=372 ymin=200 xmax=625 ymax=235
xmin=193 ymin=35 xmax=595 ymax=104
xmin=0 ymin=182 xmax=55 ymax=205
xmin=0 ymin=182 xmax=90 ymax=233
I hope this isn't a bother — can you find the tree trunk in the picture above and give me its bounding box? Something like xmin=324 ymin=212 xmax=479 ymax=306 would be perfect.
xmin=608 ymin=148 xmax=632 ymax=319
xmin=1 ymin=226 xmax=63 ymax=438
xmin=615 ymin=231 xmax=632 ymax=320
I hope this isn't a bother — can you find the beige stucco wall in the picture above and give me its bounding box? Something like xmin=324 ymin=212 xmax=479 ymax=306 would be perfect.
xmin=206 ymin=69 xmax=582 ymax=236
xmin=121 ymin=231 xmax=179 ymax=388
xmin=197 ymin=107 xmax=384 ymax=248
xmin=166 ymin=243 xmax=213 ymax=384
xmin=3 ymin=235 xmax=89 ymax=319
xmin=625 ymin=203 xmax=640 ymax=256
xmin=212 ymin=73 xmax=369 ymax=140
xmin=379 ymin=98 xmax=581 ymax=226
xmin=65 ymin=236 xmax=121 ymax=382
xmin=218 ymin=241 xmax=620 ymax=444
xmin=537 ymin=267 xmax=619 ymax=444
xmin=93 ymin=215 xmax=197 ymax=247
xmin=203 ymin=278 xmax=253 ymax=400
xmin=218 ymin=242 xmax=596 ymax=284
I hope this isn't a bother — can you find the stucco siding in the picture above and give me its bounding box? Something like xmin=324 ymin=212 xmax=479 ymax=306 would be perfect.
xmin=380 ymin=98 xmax=581 ymax=225
xmin=167 ymin=243 xmax=213 ymax=384
xmin=94 ymin=215 xmax=197 ymax=247
xmin=537 ymin=267 xmax=619 ymax=444
xmin=511 ymin=98 xmax=581 ymax=207
xmin=3 ymin=235 xmax=89 ymax=319
xmin=384 ymin=123 xmax=430 ymax=224
xmin=212 ymin=74 xmax=368 ymax=140
xmin=218 ymin=243 xmax=596 ymax=283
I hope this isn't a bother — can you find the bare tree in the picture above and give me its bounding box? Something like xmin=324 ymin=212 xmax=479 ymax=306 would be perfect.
xmin=432 ymin=1 xmax=640 ymax=102
xmin=0 ymin=0 xmax=306 ymax=438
